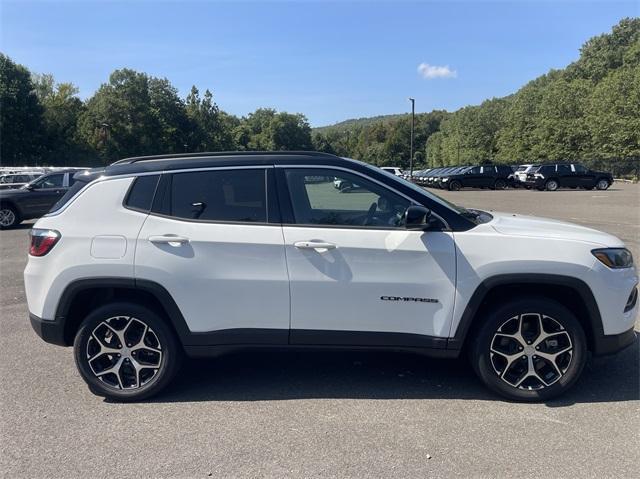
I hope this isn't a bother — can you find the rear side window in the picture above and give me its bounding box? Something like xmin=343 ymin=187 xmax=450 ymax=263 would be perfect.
xmin=49 ymin=180 xmax=88 ymax=213
xmin=168 ymin=169 xmax=267 ymax=223
xmin=125 ymin=175 xmax=160 ymax=212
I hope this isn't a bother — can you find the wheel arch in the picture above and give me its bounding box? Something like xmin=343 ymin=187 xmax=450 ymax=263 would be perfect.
xmin=448 ymin=274 xmax=602 ymax=353
xmin=56 ymin=278 xmax=191 ymax=346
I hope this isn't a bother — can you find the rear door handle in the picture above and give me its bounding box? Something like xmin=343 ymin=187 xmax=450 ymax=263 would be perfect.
xmin=294 ymin=241 xmax=337 ymax=250
xmin=149 ymin=235 xmax=190 ymax=245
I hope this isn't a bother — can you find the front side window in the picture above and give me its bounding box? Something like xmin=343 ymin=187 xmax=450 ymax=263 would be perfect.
xmin=285 ymin=168 xmax=410 ymax=228
xmin=31 ymin=174 xmax=64 ymax=189
xmin=169 ymin=169 xmax=267 ymax=223
xmin=572 ymin=164 xmax=588 ymax=173
xmin=557 ymin=164 xmax=571 ymax=174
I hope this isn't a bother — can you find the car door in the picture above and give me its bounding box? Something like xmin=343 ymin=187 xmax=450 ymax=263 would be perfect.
xmin=20 ymin=173 xmax=67 ymax=216
xmin=556 ymin=164 xmax=575 ymax=187
xmin=462 ymin=166 xmax=482 ymax=188
xmin=134 ymin=167 xmax=290 ymax=343
xmin=571 ymin=164 xmax=594 ymax=188
xmin=279 ymin=166 xmax=456 ymax=347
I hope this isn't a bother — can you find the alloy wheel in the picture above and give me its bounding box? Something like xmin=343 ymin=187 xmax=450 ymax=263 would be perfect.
xmin=546 ymin=180 xmax=558 ymax=191
xmin=0 ymin=208 xmax=16 ymax=227
xmin=597 ymin=179 xmax=609 ymax=190
xmin=489 ymin=313 xmax=573 ymax=391
xmin=86 ymin=316 xmax=163 ymax=390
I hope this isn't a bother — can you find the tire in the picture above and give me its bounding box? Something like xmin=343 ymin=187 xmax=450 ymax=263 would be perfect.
xmin=470 ymin=297 xmax=587 ymax=402
xmin=0 ymin=204 xmax=20 ymax=229
xmin=494 ymin=179 xmax=507 ymax=190
xmin=74 ymin=302 xmax=182 ymax=402
xmin=545 ymin=179 xmax=559 ymax=191
xmin=596 ymin=178 xmax=610 ymax=190
xmin=449 ymin=180 xmax=462 ymax=191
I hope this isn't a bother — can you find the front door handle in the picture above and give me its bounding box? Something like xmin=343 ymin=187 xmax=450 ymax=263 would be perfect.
xmin=294 ymin=241 xmax=337 ymax=251
xmin=149 ymin=235 xmax=190 ymax=245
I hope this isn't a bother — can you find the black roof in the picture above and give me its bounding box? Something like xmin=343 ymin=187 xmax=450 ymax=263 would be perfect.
xmin=73 ymin=150 xmax=478 ymax=231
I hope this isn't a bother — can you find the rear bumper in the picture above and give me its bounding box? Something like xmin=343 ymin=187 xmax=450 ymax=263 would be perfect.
xmin=29 ymin=313 xmax=67 ymax=346
xmin=592 ymin=328 xmax=636 ymax=357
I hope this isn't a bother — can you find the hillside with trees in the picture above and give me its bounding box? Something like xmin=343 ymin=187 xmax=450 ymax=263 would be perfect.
xmin=0 ymin=18 xmax=638 ymax=172
xmin=314 ymin=18 xmax=639 ymax=174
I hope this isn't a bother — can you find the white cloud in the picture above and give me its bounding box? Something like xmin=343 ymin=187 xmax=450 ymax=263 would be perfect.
xmin=417 ymin=63 xmax=457 ymax=79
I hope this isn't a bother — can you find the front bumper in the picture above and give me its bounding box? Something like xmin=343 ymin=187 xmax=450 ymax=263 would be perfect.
xmin=592 ymin=327 xmax=637 ymax=357
xmin=29 ymin=313 xmax=67 ymax=346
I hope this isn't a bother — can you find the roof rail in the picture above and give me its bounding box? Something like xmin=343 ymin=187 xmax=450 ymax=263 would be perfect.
xmin=112 ymin=151 xmax=338 ymax=165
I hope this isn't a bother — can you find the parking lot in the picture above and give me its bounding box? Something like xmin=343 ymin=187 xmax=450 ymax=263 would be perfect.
xmin=1 ymin=183 xmax=638 ymax=478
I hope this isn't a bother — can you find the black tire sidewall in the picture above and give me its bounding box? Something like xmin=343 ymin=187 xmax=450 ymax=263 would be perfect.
xmin=471 ymin=297 xmax=587 ymax=402
xmin=73 ymin=302 xmax=182 ymax=402
xmin=449 ymin=181 xmax=461 ymax=191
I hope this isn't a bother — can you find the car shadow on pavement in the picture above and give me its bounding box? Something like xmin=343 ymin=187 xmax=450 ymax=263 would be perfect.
xmin=152 ymin=334 xmax=638 ymax=406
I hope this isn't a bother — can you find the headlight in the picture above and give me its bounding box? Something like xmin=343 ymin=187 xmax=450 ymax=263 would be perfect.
xmin=592 ymin=248 xmax=634 ymax=269
xmin=442 ymin=177 xmax=449 ymax=182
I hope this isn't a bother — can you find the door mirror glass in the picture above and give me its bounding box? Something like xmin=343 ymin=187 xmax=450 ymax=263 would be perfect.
xmin=404 ymin=205 xmax=431 ymax=230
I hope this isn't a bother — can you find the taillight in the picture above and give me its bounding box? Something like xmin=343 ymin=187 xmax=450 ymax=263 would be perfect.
xmin=29 ymin=229 xmax=61 ymax=256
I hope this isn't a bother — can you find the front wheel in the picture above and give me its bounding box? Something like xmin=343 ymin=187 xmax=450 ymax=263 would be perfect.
xmin=596 ymin=179 xmax=610 ymax=190
xmin=74 ymin=302 xmax=182 ymax=401
xmin=448 ymin=180 xmax=462 ymax=191
xmin=0 ymin=205 xmax=20 ymax=229
xmin=470 ymin=297 xmax=587 ymax=401
xmin=494 ymin=179 xmax=507 ymax=190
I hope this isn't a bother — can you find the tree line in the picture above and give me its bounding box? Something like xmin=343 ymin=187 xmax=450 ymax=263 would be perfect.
xmin=1 ymin=18 xmax=638 ymax=172
xmin=314 ymin=18 xmax=639 ymax=174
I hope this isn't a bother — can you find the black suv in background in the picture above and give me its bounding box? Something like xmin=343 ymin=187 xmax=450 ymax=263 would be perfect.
xmin=523 ymin=163 xmax=613 ymax=191
xmin=0 ymin=169 xmax=87 ymax=229
xmin=439 ymin=165 xmax=514 ymax=191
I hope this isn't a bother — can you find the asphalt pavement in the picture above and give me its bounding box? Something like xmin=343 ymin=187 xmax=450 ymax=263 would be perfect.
xmin=1 ymin=183 xmax=638 ymax=478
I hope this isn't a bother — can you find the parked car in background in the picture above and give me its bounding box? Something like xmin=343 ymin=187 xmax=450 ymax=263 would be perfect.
xmin=0 ymin=169 xmax=87 ymax=229
xmin=511 ymin=164 xmax=538 ymax=187
xmin=380 ymin=166 xmax=404 ymax=176
xmin=523 ymin=163 xmax=613 ymax=191
xmin=411 ymin=169 xmax=432 ymax=185
xmin=440 ymin=165 xmax=514 ymax=191
xmin=0 ymin=172 xmax=42 ymax=190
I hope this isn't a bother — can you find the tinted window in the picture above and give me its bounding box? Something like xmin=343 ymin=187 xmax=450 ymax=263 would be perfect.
xmin=169 ymin=169 xmax=267 ymax=222
xmin=33 ymin=173 xmax=64 ymax=189
xmin=468 ymin=166 xmax=481 ymax=174
xmin=125 ymin=175 xmax=160 ymax=212
xmin=49 ymin=180 xmax=88 ymax=213
xmin=285 ymin=168 xmax=410 ymax=228
xmin=573 ymin=164 xmax=588 ymax=173
xmin=557 ymin=164 xmax=571 ymax=174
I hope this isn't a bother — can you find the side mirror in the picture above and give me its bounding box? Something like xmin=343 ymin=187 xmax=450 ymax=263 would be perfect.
xmin=404 ymin=205 xmax=432 ymax=230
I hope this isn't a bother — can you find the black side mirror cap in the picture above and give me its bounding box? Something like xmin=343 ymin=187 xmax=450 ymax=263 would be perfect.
xmin=404 ymin=205 xmax=432 ymax=230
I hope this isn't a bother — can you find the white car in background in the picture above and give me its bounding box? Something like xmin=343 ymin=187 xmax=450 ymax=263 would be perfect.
xmin=381 ymin=166 xmax=404 ymax=176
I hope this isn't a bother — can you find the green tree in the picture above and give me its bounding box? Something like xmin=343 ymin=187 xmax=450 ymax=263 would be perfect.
xmin=32 ymin=73 xmax=88 ymax=165
xmin=0 ymin=54 xmax=45 ymax=165
xmin=587 ymin=65 xmax=640 ymax=159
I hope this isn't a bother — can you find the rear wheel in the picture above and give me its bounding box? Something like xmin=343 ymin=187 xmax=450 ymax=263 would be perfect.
xmin=0 ymin=205 xmax=19 ymax=229
xmin=449 ymin=180 xmax=462 ymax=191
xmin=494 ymin=179 xmax=507 ymax=190
xmin=545 ymin=179 xmax=559 ymax=191
xmin=74 ymin=302 xmax=182 ymax=401
xmin=471 ymin=297 xmax=587 ymax=401
xmin=596 ymin=179 xmax=610 ymax=190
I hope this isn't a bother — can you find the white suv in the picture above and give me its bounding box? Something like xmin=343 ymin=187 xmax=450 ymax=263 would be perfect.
xmin=25 ymin=152 xmax=638 ymax=402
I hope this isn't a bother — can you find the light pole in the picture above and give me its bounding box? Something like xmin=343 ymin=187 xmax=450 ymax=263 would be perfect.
xmin=408 ymin=98 xmax=415 ymax=178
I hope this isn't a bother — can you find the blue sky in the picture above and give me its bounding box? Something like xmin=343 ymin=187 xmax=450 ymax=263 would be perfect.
xmin=1 ymin=1 xmax=637 ymax=126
